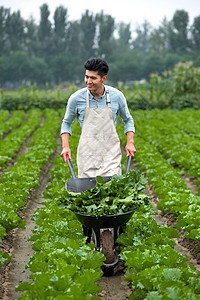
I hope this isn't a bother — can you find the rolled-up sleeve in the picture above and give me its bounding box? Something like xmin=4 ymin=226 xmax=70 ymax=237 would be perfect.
xmin=60 ymin=95 xmax=77 ymax=135
xmin=118 ymin=92 xmax=135 ymax=134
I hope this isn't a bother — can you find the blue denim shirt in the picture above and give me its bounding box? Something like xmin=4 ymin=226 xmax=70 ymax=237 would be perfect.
xmin=61 ymin=85 xmax=135 ymax=135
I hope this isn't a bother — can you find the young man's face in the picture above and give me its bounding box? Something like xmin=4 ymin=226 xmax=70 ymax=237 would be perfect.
xmin=85 ymin=70 xmax=107 ymax=93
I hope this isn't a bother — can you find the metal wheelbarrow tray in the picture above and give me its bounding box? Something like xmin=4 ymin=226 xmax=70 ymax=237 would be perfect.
xmin=65 ymin=154 xmax=140 ymax=270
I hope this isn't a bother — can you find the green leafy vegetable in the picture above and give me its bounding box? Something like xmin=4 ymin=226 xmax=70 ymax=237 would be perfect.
xmin=61 ymin=170 xmax=150 ymax=216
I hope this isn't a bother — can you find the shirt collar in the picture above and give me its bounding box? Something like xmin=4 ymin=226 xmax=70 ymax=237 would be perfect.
xmin=88 ymin=85 xmax=106 ymax=100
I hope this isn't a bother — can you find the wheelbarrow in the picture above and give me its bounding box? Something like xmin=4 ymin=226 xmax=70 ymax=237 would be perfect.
xmin=65 ymin=154 xmax=140 ymax=273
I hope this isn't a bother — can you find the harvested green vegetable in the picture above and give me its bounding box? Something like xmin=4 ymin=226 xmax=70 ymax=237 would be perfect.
xmin=61 ymin=170 xmax=150 ymax=216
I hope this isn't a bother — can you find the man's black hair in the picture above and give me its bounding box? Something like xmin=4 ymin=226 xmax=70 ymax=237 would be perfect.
xmin=84 ymin=57 xmax=109 ymax=77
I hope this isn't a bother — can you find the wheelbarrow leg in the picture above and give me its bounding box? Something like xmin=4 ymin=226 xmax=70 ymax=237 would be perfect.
xmin=93 ymin=227 xmax=101 ymax=251
xmin=113 ymin=226 xmax=118 ymax=244
xmin=113 ymin=226 xmax=123 ymax=248
xmin=83 ymin=225 xmax=92 ymax=243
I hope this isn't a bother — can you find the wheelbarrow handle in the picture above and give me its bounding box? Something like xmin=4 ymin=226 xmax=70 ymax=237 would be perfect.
xmin=66 ymin=155 xmax=76 ymax=179
xmin=66 ymin=153 xmax=132 ymax=177
xmin=126 ymin=153 xmax=133 ymax=174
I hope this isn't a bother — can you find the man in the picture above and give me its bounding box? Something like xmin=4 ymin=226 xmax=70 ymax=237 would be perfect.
xmin=60 ymin=57 xmax=136 ymax=178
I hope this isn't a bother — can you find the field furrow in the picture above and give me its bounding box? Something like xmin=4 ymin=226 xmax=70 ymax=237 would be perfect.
xmin=0 ymin=110 xmax=26 ymax=139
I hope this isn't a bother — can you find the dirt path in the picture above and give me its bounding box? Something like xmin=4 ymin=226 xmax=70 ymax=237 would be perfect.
xmin=95 ymin=271 xmax=133 ymax=299
xmin=4 ymin=204 xmax=39 ymax=299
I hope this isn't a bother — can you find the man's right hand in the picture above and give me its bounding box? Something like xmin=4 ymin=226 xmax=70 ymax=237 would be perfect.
xmin=60 ymin=147 xmax=71 ymax=162
xmin=61 ymin=133 xmax=71 ymax=162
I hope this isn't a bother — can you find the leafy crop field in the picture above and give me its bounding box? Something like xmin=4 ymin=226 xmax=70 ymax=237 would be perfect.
xmin=0 ymin=108 xmax=200 ymax=299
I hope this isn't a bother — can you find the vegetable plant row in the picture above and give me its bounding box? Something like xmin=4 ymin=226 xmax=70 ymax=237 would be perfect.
xmin=133 ymin=109 xmax=200 ymax=182
xmin=118 ymin=210 xmax=200 ymax=299
xmin=0 ymin=109 xmax=61 ymax=267
xmin=0 ymin=110 xmax=10 ymax=123
xmin=0 ymin=109 xmax=42 ymax=168
xmin=0 ymin=110 xmax=25 ymax=138
xmin=146 ymin=109 xmax=200 ymax=139
xmin=16 ymin=110 xmax=200 ymax=299
xmin=123 ymin=109 xmax=200 ymax=244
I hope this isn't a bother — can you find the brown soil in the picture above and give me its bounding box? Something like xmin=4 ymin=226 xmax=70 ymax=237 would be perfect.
xmin=182 ymin=174 xmax=199 ymax=195
xmin=95 ymin=273 xmax=133 ymax=299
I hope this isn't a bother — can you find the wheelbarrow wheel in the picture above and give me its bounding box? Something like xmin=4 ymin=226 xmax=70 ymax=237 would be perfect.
xmin=100 ymin=229 xmax=116 ymax=264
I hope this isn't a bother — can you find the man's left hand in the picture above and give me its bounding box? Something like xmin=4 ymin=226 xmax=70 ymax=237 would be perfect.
xmin=125 ymin=143 xmax=136 ymax=157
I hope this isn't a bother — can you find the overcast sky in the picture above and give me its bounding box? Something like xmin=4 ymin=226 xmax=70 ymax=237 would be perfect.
xmin=1 ymin=0 xmax=199 ymax=29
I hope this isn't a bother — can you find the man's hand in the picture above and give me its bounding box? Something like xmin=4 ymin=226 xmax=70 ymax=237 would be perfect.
xmin=125 ymin=143 xmax=136 ymax=157
xmin=125 ymin=131 xmax=136 ymax=157
xmin=60 ymin=147 xmax=71 ymax=162
xmin=60 ymin=133 xmax=71 ymax=162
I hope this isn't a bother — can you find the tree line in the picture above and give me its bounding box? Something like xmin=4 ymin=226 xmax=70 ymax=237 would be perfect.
xmin=0 ymin=4 xmax=200 ymax=87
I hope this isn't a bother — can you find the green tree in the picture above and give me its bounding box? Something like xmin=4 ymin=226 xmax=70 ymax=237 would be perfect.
xmin=0 ymin=6 xmax=10 ymax=55
xmin=163 ymin=53 xmax=181 ymax=70
xmin=67 ymin=20 xmax=83 ymax=81
xmin=109 ymin=51 xmax=141 ymax=83
xmin=5 ymin=10 xmax=25 ymax=51
xmin=53 ymin=5 xmax=68 ymax=54
xmin=80 ymin=10 xmax=96 ymax=59
xmin=115 ymin=22 xmax=132 ymax=57
xmin=38 ymin=3 xmax=52 ymax=57
xmin=67 ymin=20 xmax=80 ymax=56
xmin=30 ymin=56 xmax=53 ymax=83
xmin=24 ymin=17 xmax=39 ymax=56
xmin=50 ymin=53 xmax=73 ymax=83
xmin=5 ymin=51 xmax=30 ymax=83
xmin=149 ymin=17 xmax=171 ymax=56
xmin=110 ymin=22 xmax=138 ymax=83
xmin=95 ymin=11 xmax=115 ymax=59
xmin=169 ymin=10 xmax=189 ymax=54
xmin=131 ymin=21 xmax=152 ymax=79
xmin=0 ymin=55 xmax=8 ymax=84
xmin=118 ymin=22 xmax=131 ymax=47
xmin=132 ymin=20 xmax=152 ymax=54
xmin=191 ymin=16 xmax=200 ymax=50
xmin=143 ymin=54 xmax=164 ymax=78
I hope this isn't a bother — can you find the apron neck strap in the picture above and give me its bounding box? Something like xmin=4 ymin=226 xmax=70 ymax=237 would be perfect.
xmin=106 ymin=90 xmax=111 ymax=107
xmin=86 ymin=90 xmax=90 ymax=107
xmin=86 ymin=88 xmax=111 ymax=108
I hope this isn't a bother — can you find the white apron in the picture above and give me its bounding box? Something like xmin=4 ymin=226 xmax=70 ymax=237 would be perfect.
xmin=77 ymin=89 xmax=122 ymax=178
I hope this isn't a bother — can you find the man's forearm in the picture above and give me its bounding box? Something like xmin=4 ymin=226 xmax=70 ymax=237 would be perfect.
xmin=61 ymin=133 xmax=70 ymax=148
xmin=61 ymin=133 xmax=71 ymax=161
xmin=125 ymin=131 xmax=136 ymax=156
xmin=126 ymin=131 xmax=134 ymax=144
